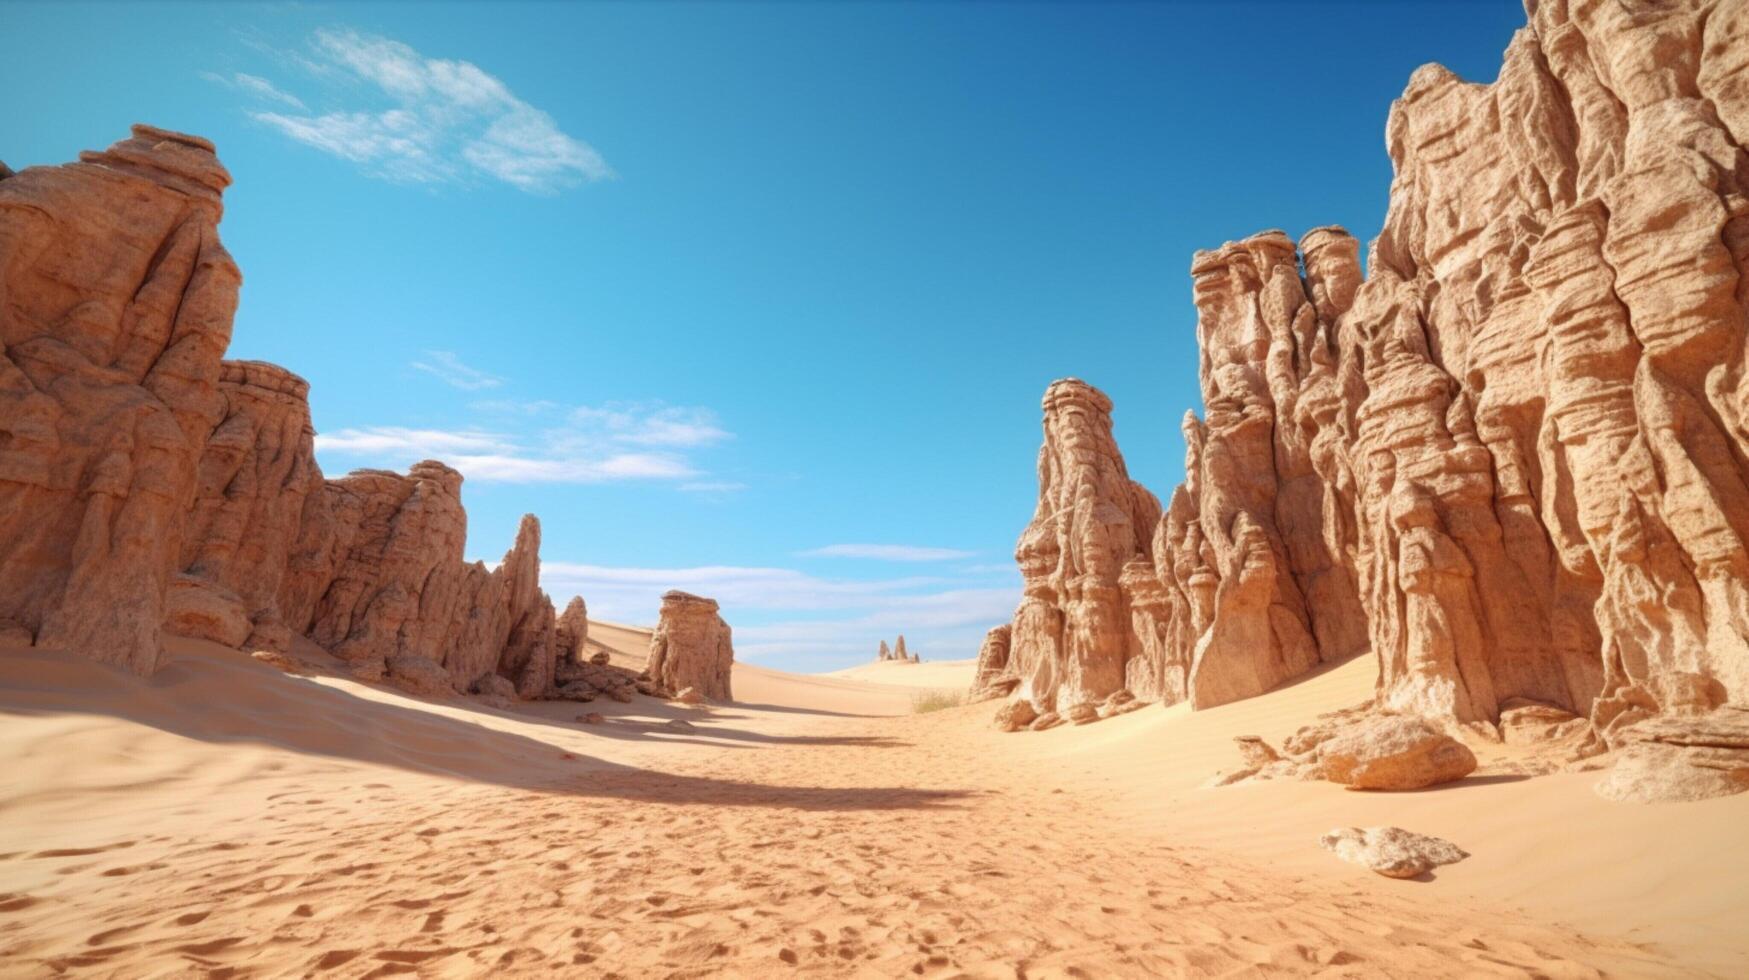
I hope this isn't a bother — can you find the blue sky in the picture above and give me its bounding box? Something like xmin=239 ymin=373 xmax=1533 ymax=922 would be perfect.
xmin=3 ymin=1 xmax=1524 ymax=670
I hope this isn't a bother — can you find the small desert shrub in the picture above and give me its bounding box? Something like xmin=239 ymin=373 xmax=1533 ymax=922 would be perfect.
xmin=911 ymin=690 xmax=963 ymax=714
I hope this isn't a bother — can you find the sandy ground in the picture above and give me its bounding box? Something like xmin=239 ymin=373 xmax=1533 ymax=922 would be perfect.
xmin=0 ymin=625 xmax=1744 ymax=978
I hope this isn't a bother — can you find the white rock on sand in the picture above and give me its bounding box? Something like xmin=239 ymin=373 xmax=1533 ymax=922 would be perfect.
xmin=1319 ymin=827 xmax=1470 ymax=879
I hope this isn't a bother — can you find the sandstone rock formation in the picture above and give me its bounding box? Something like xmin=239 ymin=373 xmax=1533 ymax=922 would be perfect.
xmin=0 ymin=126 xmax=574 ymax=700
xmin=877 ymin=636 xmax=920 ymax=663
xmin=1002 ymin=380 xmax=1162 ymax=717
xmin=556 ymin=596 xmax=589 ymax=664
xmin=969 ymin=624 xmax=1018 ymax=702
xmin=0 ymin=125 xmax=239 ymax=675
xmin=647 ymin=591 xmax=734 ymax=702
xmin=179 ymin=360 xmax=323 ymax=653
xmin=1320 ymin=827 xmax=1469 ymax=879
xmin=982 ymin=1 xmax=1749 ymax=781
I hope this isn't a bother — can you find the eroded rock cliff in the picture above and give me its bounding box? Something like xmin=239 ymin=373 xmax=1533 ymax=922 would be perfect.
xmin=0 ymin=125 xmax=239 ymax=675
xmin=0 ymin=127 xmax=568 ymax=699
xmin=984 ymin=0 xmax=1749 ymax=785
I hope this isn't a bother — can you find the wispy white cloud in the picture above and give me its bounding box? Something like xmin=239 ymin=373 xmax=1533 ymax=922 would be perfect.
xmin=412 ymin=350 xmax=503 ymax=390
xmin=567 ymin=404 xmax=731 ymax=448
xmin=315 ymin=401 xmax=730 ymax=486
xmin=225 ymin=27 xmax=610 ymax=193
xmin=800 ymin=544 xmax=977 ymax=562
xmin=315 ymin=426 xmax=507 ymax=456
xmin=202 ymin=70 xmax=308 ymax=110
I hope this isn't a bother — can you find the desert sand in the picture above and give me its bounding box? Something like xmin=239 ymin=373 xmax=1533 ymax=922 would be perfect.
xmin=2 ymin=625 xmax=1743 ymax=978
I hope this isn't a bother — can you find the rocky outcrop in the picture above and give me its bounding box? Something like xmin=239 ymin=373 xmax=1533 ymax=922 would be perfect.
xmin=293 ymin=467 xmax=558 ymax=699
xmin=0 ymin=126 xmax=573 ymax=698
xmin=555 ymin=596 xmax=589 ymax=664
xmin=647 ymin=590 xmax=733 ymax=702
xmin=984 ymin=2 xmax=1749 ymax=769
xmin=1002 ymin=380 xmax=1161 ymax=717
xmin=1320 ymin=827 xmax=1469 ymax=879
xmin=177 ymin=360 xmax=323 ymax=652
xmin=0 ymin=126 xmax=239 ymax=674
xmin=877 ymin=635 xmax=920 ymax=663
xmin=970 ymin=624 xmax=1017 ymax=702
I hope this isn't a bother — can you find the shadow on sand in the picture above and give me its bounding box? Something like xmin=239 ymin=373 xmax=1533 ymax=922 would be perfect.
xmin=0 ymin=644 xmax=974 ymax=813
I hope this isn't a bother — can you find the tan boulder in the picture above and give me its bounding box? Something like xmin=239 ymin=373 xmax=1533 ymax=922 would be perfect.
xmin=1315 ymin=715 xmax=1477 ymax=791
xmin=675 ymin=686 xmax=705 ymax=705
xmin=647 ymin=590 xmax=733 ymax=702
xmin=993 ymin=700 xmax=1038 ymax=732
xmin=1319 ymin=827 xmax=1469 ymax=879
xmin=386 ymin=654 xmax=454 ymax=698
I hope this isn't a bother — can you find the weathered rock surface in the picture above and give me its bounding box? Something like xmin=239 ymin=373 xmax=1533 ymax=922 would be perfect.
xmin=647 ymin=591 xmax=733 ymax=702
xmin=983 ymin=1 xmax=1749 ymax=763
xmin=1320 ymin=827 xmax=1469 ymax=879
xmin=0 ymin=126 xmax=575 ymax=695
xmin=1315 ymin=715 xmax=1479 ymax=791
xmin=179 ymin=360 xmax=323 ymax=653
xmin=163 ymin=574 xmax=252 ymax=648
xmin=0 ymin=125 xmax=239 ymax=674
xmin=970 ymin=624 xmax=1015 ymax=702
xmin=555 ymin=596 xmax=588 ymax=664
xmin=1001 ymin=380 xmax=1162 ymax=716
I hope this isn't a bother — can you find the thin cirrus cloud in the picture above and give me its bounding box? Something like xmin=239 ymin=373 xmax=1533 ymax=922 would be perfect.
xmin=412 ymin=350 xmax=503 ymax=390
xmin=314 ymin=401 xmax=732 ymax=486
xmin=799 ymin=544 xmax=977 ymax=562
xmin=200 ymin=71 xmax=307 ymax=110
xmin=215 ymin=27 xmax=610 ymax=193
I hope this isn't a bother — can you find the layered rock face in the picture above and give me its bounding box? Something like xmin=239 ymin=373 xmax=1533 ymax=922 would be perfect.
xmin=178 ymin=360 xmax=324 ymax=652
xmin=986 ymin=0 xmax=1749 ymax=763
xmin=647 ymin=591 xmax=734 ymax=702
xmin=0 ymin=127 xmax=569 ymax=699
xmin=0 ymin=126 xmax=239 ymax=674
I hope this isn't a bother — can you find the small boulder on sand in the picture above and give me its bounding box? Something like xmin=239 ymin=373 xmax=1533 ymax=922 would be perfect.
xmin=250 ymin=649 xmax=310 ymax=675
xmin=1320 ymin=827 xmax=1469 ymax=879
xmin=1029 ymin=711 xmax=1063 ymax=732
xmin=1316 ymin=715 xmax=1476 ymax=790
xmin=578 ymin=712 xmax=605 ymax=725
xmin=473 ymin=673 xmax=517 ymax=701
xmin=994 ymin=700 xmax=1037 ymax=732
xmin=386 ymin=655 xmax=454 ymax=698
xmin=590 ymin=650 xmax=611 ymax=666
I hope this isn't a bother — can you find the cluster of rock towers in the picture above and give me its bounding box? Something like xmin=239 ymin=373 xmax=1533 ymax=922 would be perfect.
xmin=974 ymin=0 xmax=1749 ymax=779
xmin=0 ymin=126 xmax=732 ymax=703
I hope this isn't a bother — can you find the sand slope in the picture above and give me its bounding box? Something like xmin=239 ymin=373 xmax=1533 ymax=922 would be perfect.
xmin=0 ymin=633 xmax=1741 ymax=977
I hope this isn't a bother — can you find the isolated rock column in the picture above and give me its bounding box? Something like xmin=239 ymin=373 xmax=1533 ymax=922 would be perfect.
xmin=647 ymin=590 xmax=734 ymax=702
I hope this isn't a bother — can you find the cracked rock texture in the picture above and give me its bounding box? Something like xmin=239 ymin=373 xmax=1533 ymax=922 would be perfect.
xmin=982 ymin=0 xmax=1749 ymax=765
xmin=0 ymin=127 xmax=566 ymax=697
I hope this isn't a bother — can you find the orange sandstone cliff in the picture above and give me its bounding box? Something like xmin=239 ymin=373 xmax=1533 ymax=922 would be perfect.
xmin=0 ymin=126 xmax=570 ymax=699
xmin=979 ymin=0 xmax=1749 ymax=797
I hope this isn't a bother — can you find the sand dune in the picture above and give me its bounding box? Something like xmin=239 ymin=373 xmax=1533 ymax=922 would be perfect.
xmin=2 ymin=632 xmax=1742 ymax=977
